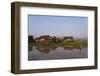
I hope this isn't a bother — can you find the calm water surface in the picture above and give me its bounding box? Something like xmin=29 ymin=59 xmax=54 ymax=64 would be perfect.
xmin=28 ymin=47 xmax=88 ymax=60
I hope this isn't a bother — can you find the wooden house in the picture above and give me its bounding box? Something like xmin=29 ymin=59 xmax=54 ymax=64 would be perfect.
xmin=63 ymin=36 xmax=73 ymax=44
xmin=35 ymin=35 xmax=51 ymax=44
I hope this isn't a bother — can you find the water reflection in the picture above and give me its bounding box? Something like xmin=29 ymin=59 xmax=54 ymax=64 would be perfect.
xmin=28 ymin=43 xmax=88 ymax=60
xmin=29 ymin=45 xmax=82 ymax=53
xmin=28 ymin=47 xmax=33 ymax=51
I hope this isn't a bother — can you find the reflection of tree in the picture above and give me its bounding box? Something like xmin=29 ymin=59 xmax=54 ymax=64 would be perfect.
xmin=28 ymin=35 xmax=36 ymax=51
xmin=64 ymin=46 xmax=73 ymax=50
xmin=35 ymin=44 xmax=57 ymax=54
xmin=29 ymin=42 xmax=83 ymax=53
xmin=35 ymin=47 xmax=50 ymax=54
xmin=28 ymin=47 xmax=33 ymax=51
xmin=64 ymin=46 xmax=82 ymax=51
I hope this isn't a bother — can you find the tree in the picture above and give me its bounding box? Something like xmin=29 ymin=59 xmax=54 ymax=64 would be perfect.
xmin=28 ymin=35 xmax=33 ymax=43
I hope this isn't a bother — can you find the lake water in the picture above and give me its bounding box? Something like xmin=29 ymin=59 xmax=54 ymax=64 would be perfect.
xmin=28 ymin=47 xmax=88 ymax=60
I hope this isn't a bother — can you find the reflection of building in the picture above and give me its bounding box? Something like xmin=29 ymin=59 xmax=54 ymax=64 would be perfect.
xmin=35 ymin=45 xmax=57 ymax=54
xmin=36 ymin=47 xmax=50 ymax=53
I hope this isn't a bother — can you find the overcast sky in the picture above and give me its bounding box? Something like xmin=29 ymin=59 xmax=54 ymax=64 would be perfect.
xmin=28 ymin=15 xmax=88 ymax=39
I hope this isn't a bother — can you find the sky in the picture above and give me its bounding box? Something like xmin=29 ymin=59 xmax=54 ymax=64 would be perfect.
xmin=28 ymin=15 xmax=88 ymax=39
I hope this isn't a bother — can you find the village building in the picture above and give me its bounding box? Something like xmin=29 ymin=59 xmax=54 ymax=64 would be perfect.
xmin=63 ymin=36 xmax=73 ymax=43
xmin=35 ymin=35 xmax=74 ymax=44
xmin=35 ymin=35 xmax=51 ymax=44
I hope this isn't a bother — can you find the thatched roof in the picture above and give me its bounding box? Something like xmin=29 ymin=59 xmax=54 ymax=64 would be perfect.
xmin=37 ymin=35 xmax=50 ymax=40
xmin=63 ymin=36 xmax=73 ymax=40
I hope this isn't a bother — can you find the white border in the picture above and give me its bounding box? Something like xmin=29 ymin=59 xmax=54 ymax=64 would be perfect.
xmin=20 ymin=7 xmax=95 ymax=70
